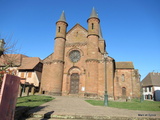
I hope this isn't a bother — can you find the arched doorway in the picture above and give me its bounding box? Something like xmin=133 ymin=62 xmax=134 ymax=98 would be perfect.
xmin=70 ymin=73 xmax=79 ymax=94
xmin=122 ymin=87 xmax=126 ymax=98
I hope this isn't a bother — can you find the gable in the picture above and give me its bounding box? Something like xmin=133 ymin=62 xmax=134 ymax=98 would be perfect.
xmin=66 ymin=24 xmax=88 ymax=43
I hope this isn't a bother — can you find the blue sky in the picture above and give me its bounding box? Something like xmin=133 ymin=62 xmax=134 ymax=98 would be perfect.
xmin=0 ymin=0 xmax=160 ymax=80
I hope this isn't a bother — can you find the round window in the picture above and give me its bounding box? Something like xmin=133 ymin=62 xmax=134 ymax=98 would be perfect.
xmin=69 ymin=50 xmax=81 ymax=63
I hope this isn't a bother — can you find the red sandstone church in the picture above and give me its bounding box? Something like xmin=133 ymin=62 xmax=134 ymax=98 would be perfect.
xmin=41 ymin=8 xmax=140 ymax=100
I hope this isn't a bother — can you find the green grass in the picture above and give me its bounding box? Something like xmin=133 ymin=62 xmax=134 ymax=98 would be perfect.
xmin=16 ymin=95 xmax=54 ymax=108
xmin=86 ymin=99 xmax=160 ymax=111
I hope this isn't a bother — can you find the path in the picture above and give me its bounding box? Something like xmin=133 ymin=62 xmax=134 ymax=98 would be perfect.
xmin=25 ymin=96 xmax=160 ymax=120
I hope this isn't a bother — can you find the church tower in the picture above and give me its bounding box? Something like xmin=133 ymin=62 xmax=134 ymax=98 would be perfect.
xmin=85 ymin=8 xmax=100 ymax=96
xmin=41 ymin=11 xmax=68 ymax=95
xmin=54 ymin=11 xmax=68 ymax=61
xmin=50 ymin=11 xmax=68 ymax=95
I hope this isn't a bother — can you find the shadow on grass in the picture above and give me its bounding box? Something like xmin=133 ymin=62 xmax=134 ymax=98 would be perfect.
xmin=15 ymin=95 xmax=55 ymax=119
xmin=15 ymin=106 xmax=46 ymax=120
xmin=16 ymin=106 xmax=55 ymax=120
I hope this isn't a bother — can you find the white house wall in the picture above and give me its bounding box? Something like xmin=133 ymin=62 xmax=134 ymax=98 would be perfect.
xmin=142 ymin=87 xmax=153 ymax=100
xmin=154 ymin=86 xmax=160 ymax=91
xmin=142 ymin=86 xmax=160 ymax=100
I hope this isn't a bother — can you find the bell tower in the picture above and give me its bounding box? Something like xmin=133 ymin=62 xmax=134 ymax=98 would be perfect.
xmin=50 ymin=11 xmax=68 ymax=95
xmin=85 ymin=8 xmax=100 ymax=97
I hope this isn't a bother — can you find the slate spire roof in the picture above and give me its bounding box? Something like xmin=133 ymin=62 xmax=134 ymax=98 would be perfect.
xmin=99 ymin=24 xmax=103 ymax=40
xmin=89 ymin=7 xmax=98 ymax=19
xmin=58 ymin=11 xmax=66 ymax=22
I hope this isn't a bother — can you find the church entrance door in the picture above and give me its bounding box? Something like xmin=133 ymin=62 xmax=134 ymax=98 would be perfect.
xmin=70 ymin=73 xmax=79 ymax=94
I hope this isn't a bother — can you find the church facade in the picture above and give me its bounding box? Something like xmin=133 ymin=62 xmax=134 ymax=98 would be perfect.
xmin=41 ymin=8 xmax=140 ymax=100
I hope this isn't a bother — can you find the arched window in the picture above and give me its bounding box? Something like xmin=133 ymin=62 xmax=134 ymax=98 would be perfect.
xmin=121 ymin=74 xmax=125 ymax=82
xmin=91 ymin=23 xmax=94 ymax=29
xmin=58 ymin=26 xmax=61 ymax=32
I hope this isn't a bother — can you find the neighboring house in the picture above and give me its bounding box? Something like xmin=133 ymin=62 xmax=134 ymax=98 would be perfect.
xmin=0 ymin=54 xmax=43 ymax=91
xmin=18 ymin=57 xmax=43 ymax=88
xmin=141 ymin=72 xmax=160 ymax=101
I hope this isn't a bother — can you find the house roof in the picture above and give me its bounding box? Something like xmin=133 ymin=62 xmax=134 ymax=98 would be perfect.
xmin=116 ymin=62 xmax=134 ymax=69
xmin=18 ymin=57 xmax=42 ymax=70
xmin=141 ymin=72 xmax=160 ymax=86
xmin=0 ymin=54 xmax=28 ymax=67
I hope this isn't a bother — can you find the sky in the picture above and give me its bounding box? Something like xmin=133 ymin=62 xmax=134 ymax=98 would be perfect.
xmin=0 ymin=0 xmax=160 ymax=80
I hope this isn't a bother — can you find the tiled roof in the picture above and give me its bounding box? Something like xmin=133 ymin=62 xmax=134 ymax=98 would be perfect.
xmin=141 ymin=72 xmax=160 ymax=86
xmin=0 ymin=54 xmax=27 ymax=67
xmin=18 ymin=57 xmax=41 ymax=70
xmin=116 ymin=62 xmax=134 ymax=69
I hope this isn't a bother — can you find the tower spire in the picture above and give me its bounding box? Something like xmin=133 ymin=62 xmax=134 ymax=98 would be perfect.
xmin=89 ymin=7 xmax=98 ymax=19
xmin=58 ymin=11 xmax=66 ymax=22
xmin=99 ymin=24 xmax=104 ymax=40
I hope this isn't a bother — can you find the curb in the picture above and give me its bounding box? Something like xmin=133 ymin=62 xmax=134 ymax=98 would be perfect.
xmin=28 ymin=113 xmax=160 ymax=120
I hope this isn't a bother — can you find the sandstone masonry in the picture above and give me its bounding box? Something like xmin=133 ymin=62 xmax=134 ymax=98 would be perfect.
xmin=40 ymin=8 xmax=140 ymax=100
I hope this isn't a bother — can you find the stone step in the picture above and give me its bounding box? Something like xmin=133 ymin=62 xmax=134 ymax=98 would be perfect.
xmin=21 ymin=115 xmax=157 ymax=120
xmin=24 ymin=118 xmax=82 ymax=120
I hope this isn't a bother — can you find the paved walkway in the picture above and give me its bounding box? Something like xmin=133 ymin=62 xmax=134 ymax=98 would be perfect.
xmin=26 ymin=96 xmax=160 ymax=120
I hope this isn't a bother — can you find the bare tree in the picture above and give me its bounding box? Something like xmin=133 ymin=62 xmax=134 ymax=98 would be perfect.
xmin=0 ymin=35 xmax=20 ymax=89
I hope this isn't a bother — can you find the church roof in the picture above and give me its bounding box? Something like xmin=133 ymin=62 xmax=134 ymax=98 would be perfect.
xmin=116 ymin=62 xmax=134 ymax=69
xmin=43 ymin=53 xmax=53 ymax=63
xmin=141 ymin=72 xmax=160 ymax=86
xmin=57 ymin=11 xmax=66 ymax=22
xmin=89 ymin=7 xmax=98 ymax=19
xmin=18 ymin=57 xmax=42 ymax=70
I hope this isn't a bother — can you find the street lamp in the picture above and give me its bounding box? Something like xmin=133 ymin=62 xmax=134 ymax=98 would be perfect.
xmin=140 ymin=74 xmax=144 ymax=102
xmin=0 ymin=39 xmax=5 ymax=56
xmin=104 ymin=51 xmax=108 ymax=106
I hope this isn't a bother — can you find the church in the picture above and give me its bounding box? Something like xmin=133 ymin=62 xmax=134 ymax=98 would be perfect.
xmin=40 ymin=8 xmax=140 ymax=100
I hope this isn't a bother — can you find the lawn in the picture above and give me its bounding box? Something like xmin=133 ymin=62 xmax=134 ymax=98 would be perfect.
xmin=85 ymin=99 xmax=160 ymax=111
xmin=16 ymin=95 xmax=54 ymax=108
